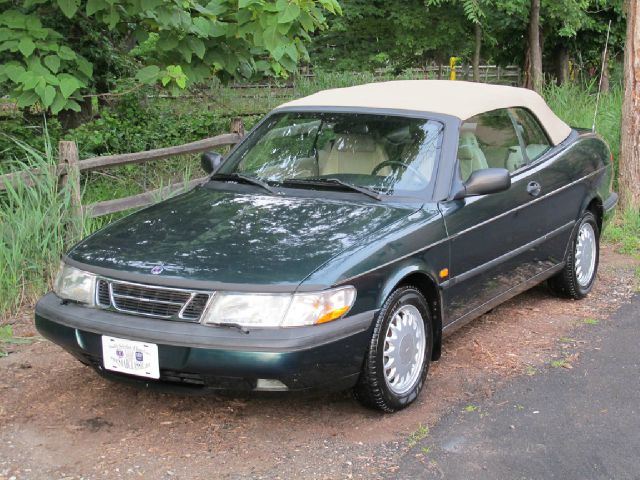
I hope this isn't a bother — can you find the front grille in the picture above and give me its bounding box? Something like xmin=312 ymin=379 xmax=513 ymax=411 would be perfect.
xmin=181 ymin=293 xmax=210 ymax=320
xmin=95 ymin=278 xmax=211 ymax=322
xmin=97 ymin=280 xmax=110 ymax=306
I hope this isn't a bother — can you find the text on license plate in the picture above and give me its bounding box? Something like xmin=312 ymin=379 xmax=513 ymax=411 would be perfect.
xmin=101 ymin=335 xmax=160 ymax=379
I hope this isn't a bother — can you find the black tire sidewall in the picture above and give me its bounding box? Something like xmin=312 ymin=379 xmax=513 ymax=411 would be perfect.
xmin=370 ymin=288 xmax=433 ymax=411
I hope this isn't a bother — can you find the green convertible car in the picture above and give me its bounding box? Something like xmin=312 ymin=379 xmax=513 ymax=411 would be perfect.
xmin=36 ymin=80 xmax=617 ymax=412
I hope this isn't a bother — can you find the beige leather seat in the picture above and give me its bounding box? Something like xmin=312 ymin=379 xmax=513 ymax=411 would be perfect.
xmin=458 ymin=131 xmax=488 ymax=181
xmin=318 ymin=134 xmax=389 ymax=176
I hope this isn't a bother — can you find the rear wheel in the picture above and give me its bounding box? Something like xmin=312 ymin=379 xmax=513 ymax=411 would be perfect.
xmin=548 ymin=211 xmax=600 ymax=299
xmin=354 ymin=286 xmax=432 ymax=412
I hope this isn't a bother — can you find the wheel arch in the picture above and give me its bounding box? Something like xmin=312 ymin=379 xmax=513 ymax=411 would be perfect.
xmin=378 ymin=266 xmax=443 ymax=361
xmin=584 ymin=196 xmax=603 ymax=234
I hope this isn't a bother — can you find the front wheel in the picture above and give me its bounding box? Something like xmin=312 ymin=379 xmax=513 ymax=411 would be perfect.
xmin=354 ymin=286 xmax=432 ymax=413
xmin=548 ymin=211 xmax=600 ymax=299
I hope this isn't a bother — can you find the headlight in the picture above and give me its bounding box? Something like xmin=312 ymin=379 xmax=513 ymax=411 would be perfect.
xmin=53 ymin=262 xmax=97 ymax=305
xmin=201 ymin=286 xmax=356 ymax=328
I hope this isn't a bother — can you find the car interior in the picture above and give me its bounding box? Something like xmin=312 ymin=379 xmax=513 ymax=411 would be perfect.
xmin=317 ymin=132 xmax=390 ymax=176
xmin=458 ymin=108 xmax=551 ymax=181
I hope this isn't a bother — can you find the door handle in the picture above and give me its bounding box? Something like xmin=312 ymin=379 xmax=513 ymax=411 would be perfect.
xmin=527 ymin=181 xmax=542 ymax=197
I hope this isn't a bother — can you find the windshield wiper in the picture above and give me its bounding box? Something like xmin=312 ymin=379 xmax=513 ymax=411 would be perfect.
xmin=281 ymin=177 xmax=382 ymax=201
xmin=210 ymin=173 xmax=277 ymax=195
xmin=216 ymin=322 xmax=250 ymax=334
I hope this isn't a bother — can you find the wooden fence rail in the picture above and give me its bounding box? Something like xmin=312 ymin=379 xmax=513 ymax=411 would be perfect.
xmin=0 ymin=119 xmax=244 ymax=219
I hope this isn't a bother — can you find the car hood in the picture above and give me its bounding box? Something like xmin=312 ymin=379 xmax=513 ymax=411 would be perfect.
xmin=68 ymin=186 xmax=418 ymax=290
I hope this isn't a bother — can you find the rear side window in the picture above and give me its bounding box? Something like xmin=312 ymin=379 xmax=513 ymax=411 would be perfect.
xmin=509 ymin=108 xmax=551 ymax=165
xmin=458 ymin=109 xmax=520 ymax=180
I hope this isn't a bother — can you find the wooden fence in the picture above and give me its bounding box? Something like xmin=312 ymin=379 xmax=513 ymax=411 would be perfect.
xmin=0 ymin=118 xmax=245 ymax=223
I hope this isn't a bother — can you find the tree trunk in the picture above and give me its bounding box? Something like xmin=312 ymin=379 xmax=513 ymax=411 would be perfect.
xmin=59 ymin=97 xmax=94 ymax=131
xmin=523 ymin=42 xmax=532 ymax=88
xmin=528 ymin=0 xmax=543 ymax=92
xmin=473 ymin=22 xmax=482 ymax=82
xmin=619 ymin=0 xmax=640 ymax=210
xmin=556 ymin=44 xmax=569 ymax=85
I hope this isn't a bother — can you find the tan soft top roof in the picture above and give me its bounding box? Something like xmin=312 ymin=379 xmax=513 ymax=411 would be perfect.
xmin=277 ymin=80 xmax=572 ymax=145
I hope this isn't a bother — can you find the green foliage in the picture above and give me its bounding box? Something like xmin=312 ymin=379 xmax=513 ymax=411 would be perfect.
xmin=0 ymin=116 xmax=63 ymax=172
xmin=550 ymin=359 xmax=567 ymax=368
xmin=308 ymin=0 xmax=625 ymax=77
xmin=0 ymin=324 xmax=38 ymax=356
xmin=407 ymin=424 xmax=430 ymax=447
xmin=426 ymin=0 xmax=490 ymax=25
xmin=543 ymin=82 xmax=622 ymax=171
xmin=603 ymin=208 xmax=640 ymax=256
xmin=309 ymin=0 xmax=470 ymax=71
xmin=0 ymin=127 xmax=84 ymax=316
xmin=64 ymin=94 xmax=260 ymax=158
xmin=0 ymin=0 xmax=341 ymax=114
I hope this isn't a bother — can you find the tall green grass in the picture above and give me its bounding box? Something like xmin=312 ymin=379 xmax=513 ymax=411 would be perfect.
xmin=0 ymin=129 xmax=84 ymax=318
xmin=543 ymin=82 xmax=622 ymax=170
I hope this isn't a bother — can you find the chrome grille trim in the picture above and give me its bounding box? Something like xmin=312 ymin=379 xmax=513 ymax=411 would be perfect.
xmin=95 ymin=278 xmax=213 ymax=322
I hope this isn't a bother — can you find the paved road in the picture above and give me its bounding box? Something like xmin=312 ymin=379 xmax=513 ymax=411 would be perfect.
xmin=394 ymin=294 xmax=640 ymax=480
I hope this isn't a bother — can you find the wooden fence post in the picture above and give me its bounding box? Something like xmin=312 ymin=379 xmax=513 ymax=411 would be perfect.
xmin=58 ymin=140 xmax=83 ymax=240
xmin=231 ymin=117 xmax=245 ymax=137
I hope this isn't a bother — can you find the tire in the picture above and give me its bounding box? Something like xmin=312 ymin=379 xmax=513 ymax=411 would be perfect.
xmin=548 ymin=210 xmax=600 ymax=299
xmin=354 ymin=286 xmax=432 ymax=413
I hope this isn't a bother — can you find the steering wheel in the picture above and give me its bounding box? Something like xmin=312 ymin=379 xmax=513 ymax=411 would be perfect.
xmin=371 ymin=160 xmax=429 ymax=184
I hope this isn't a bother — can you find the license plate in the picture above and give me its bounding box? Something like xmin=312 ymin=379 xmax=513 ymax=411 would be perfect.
xmin=101 ymin=335 xmax=160 ymax=379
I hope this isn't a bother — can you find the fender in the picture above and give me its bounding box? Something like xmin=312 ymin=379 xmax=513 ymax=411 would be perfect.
xmin=377 ymin=260 xmax=444 ymax=361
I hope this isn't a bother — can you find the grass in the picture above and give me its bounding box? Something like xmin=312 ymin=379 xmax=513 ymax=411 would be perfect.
xmin=583 ymin=318 xmax=600 ymax=325
xmin=408 ymin=424 xmax=430 ymax=447
xmin=0 ymin=325 xmax=38 ymax=356
xmin=544 ymin=81 xmax=622 ymax=174
xmin=0 ymin=128 xmax=84 ymax=318
xmin=603 ymin=208 xmax=640 ymax=256
xmin=550 ymin=359 xmax=567 ymax=368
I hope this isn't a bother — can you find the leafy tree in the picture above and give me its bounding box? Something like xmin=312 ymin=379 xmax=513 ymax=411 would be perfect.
xmin=309 ymin=0 xmax=470 ymax=72
xmin=425 ymin=0 xmax=492 ymax=81
xmin=0 ymin=0 xmax=341 ymax=118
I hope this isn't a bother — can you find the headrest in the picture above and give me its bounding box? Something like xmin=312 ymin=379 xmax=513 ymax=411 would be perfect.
xmin=460 ymin=122 xmax=477 ymax=133
xmin=333 ymin=122 xmax=370 ymax=135
xmin=333 ymin=134 xmax=377 ymax=153
xmin=459 ymin=130 xmax=480 ymax=148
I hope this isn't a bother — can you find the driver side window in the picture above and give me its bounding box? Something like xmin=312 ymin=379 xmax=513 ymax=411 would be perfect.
xmin=457 ymin=109 xmax=520 ymax=181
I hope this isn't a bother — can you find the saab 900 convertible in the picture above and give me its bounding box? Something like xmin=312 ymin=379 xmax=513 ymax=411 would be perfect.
xmin=36 ymin=80 xmax=617 ymax=412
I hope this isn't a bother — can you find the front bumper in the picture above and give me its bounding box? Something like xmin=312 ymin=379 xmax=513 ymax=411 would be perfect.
xmin=35 ymin=293 xmax=375 ymax=393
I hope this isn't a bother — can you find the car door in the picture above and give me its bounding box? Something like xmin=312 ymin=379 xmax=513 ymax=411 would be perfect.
xmin=506 ymin=107 xmax=577 ymax=273
xmin=439 ymin=108 xmax=556 ymax=325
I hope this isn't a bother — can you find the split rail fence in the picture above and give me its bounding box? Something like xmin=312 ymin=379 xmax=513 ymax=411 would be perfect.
xmin=0 ymin=118 xmax=245 ymax=224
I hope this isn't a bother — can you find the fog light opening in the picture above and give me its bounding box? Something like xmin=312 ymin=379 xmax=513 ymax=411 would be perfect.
xmin=255 ymin=379 xmax=288 ymax=391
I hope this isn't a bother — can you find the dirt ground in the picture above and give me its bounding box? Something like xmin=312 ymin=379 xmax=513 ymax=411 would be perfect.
xmin=1 ymin=245 xmax=638 ymax=480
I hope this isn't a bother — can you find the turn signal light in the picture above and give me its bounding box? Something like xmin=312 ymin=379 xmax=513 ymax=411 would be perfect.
xmin=315 ymin=305 xmax=350 ymax=324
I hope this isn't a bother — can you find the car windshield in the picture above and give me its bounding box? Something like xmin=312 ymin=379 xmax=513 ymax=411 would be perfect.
xmin=218 ymin=112 xmax=443 ymax=196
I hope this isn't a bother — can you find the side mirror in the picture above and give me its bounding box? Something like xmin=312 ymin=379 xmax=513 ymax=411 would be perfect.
xmin=201 ymin=151 xmax=224 ymax=174
xmin=454 ymin=168 xmax=511 ymax=199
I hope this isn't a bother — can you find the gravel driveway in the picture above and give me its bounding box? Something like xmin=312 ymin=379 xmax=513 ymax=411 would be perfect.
xmin=0 ymin=245 xmax=637 ymax=479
